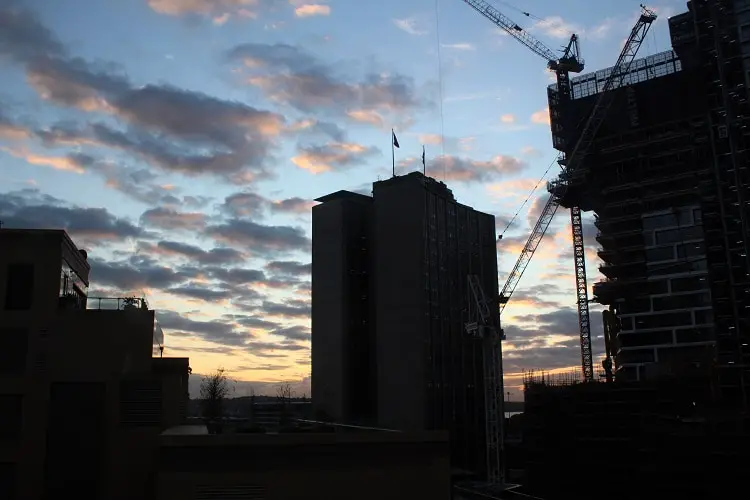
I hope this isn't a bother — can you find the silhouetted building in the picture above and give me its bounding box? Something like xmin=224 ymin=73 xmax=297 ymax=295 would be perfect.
xmin=552 ymin=1 xmax=750 ymax=406
xmin=155 ymin=430 xmax=451 ymax=500
xmin=0 ymin=228 xmax=190 ymax=500
xmin=312 ymin=172 xmax=499 ymax=476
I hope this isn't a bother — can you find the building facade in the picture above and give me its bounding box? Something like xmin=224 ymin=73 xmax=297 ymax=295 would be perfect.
xmin=550 ymin=1 xmax=750 ymax=407
xmin=312 ymin=172 xmax=499 ymax=475
xmin=0 ymin=229 xmax=190 ymax=500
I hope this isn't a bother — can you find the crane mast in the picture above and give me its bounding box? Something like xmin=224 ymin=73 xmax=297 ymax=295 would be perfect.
xmin=466 ymin=275 xmax=504 ymax=485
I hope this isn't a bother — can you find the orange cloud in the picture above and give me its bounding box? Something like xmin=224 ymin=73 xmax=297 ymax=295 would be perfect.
xmin=501 ymin=114 xmax=516 ymax=124
xmin=531 ymin=107 xmax=551 ymax=125
xmin=294 ymin=3 xmax=331 ymax=17
xmin=291 ymin=142 xmax=373 ymax=174
xmin=346 ymin=109 xmax=384 ymax=127
xmin=1 ymin=147 xmax=87 ymax=174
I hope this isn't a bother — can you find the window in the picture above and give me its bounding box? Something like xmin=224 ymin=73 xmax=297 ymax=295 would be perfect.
xmin=0 ymin=329 xmax=28 ymax=374
xmin=619 ymin=330 xmax=673 ymax=348
xmin=646 ymin=246 xmax=675 ymax=262
xmin=653 ymin=293 xmax=711 ymax=311
xmin=642 ymin=213 xmax=677 ymax=230
xmin=4 ymin=264 xmax=34 ymax=310
xmin=617 ymin=349 xmax=656 ymax=364
xmin=635 ymin=311 xmax=692 ymax=330
xmin=694 ymin=309 xmax=713 ymax=325
xmin=671 ymin=276 xmax=709 ymax=293
xmin=677 ymin=242 xmax=706 ymax=258
xmin=654 ymin=226 xmax=703 ymax=245
xmin=0 ymin=395 xmax=23 ymax=442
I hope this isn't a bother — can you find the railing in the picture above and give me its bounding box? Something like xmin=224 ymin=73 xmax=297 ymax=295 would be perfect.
xmin=86 ymin=297 xmax=149 ymax=311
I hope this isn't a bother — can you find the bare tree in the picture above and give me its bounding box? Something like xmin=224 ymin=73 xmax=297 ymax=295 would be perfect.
xmin=199 ymin=368 xmax=234 ymax=424
xmin=276 ymin=382 xmax=294 ymax=402
xmin=276 ymin=382 xmax=294 ymax=429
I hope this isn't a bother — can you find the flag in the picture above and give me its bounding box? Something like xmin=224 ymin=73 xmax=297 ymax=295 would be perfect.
xmin=392 ymin=130 xmax=400 ymax=148
xmin=421 ymin=145 xmax=426 ymax=168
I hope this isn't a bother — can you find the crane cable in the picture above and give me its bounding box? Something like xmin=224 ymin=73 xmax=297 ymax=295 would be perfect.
xmin=435 ymin=0 xmax=447 ymax=180
xmin=495 ymin=0 xmax=544 ymax=21
xmin=498 ymin=153 xmax=560 ymax=237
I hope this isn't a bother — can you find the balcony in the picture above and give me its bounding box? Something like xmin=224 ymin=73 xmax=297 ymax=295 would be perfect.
xmin=86 ymin=297 xmax=150 ymax=311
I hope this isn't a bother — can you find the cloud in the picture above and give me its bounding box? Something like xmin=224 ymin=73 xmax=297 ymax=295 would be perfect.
xmin=291 ymin=142 xmax=378 ymax=173
xmin=531 ymin=107 xmax=551 ymax=125
xmin=1 ymin=147 xmax=92 ymax=174
xmin=265 ymin=260 xmax=311 ymax=276
xmin=0 ymin=5 xmax=65 ymax=63
xmin=270 ymin=197 xmax=315 ymax=214
xmin=441 ymin=43 xmax=475 ymax=51
xmin=346 ymin=109 xmax=385 ymax=127
xmin=294 ymin=4 xmax=330 ymax=18
xmin=530 ymin=16 xmax=582 ymax=40
xmin=139 ymin=240 xmax=246 ymax=265
xmin=0 ymin=189 xmax=143 ymax=242
xmin=393 ymin=18 xmax=427 ymax=36
xmin=2 ymin=7 xmax=286 ymax=183
xmin=404 ymin=154 xmax=526 ymax=183
xmin=88 ymin=257 xmax=194 ymax=292
xmin=272 ymin=325 xmax=310 ymax=341
xmin=0 ymin=109 xmax=30 ymax=140
xmin=139 ymin=206 xmax=207 ymax=230
xmin=146 ymin=0 xmax=262 ymax=20
xmin=157 ymin=309 xmax=254 ymax=347
xmin=419 ymin=133 xmax=442 ymax=145
xmin=220 ymin=191 xmax=314 ymax=217
xmin=500 ymin=114 xmax=516 ymax=124
xmin=221 ymin=191 xmax=268 ymax=217
xmin=521 ymin=145 xmax=542 ymax=157
xmin=227 ymin=43 xmax=427 ymax=120
xmin=206 ymin=219 xmax=310 ymax=254
xmin=260 ymin=299 xmax=310 ymax=319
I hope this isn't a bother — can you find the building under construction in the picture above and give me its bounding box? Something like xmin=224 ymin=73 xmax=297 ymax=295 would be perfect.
xmin=550 ymin=0 xmax=750 ymax=408
xmin=518 ymin=2 xmax=750 ymax=498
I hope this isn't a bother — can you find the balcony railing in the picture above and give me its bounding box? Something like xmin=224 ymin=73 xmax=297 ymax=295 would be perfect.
xmin=86 ymin=297 xmax=150 ymax=311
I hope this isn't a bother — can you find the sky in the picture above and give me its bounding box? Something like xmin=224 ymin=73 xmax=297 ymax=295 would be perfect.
xmin=0 ymin=0 xmax=686 ymax=398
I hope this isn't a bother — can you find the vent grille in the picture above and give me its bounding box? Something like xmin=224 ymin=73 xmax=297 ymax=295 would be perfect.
xmin=119 ymin=380 xmax=161 ymax=427
xmin=196 ymin=485 xmax=265 ymax=500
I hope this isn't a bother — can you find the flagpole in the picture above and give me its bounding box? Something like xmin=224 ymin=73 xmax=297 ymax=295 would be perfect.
xmin=391 ymin=129 xmax=395 ymax=177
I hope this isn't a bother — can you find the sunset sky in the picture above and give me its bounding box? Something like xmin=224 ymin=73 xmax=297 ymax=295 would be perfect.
xmin=0 ymin=0 xmax=684 ymax=398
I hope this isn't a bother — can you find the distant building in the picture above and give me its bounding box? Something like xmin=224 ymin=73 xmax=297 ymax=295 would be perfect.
xmin=0 ymin=229 xmax=190 ymax=500
xmin=312 ymin=172 xmax=499 ymax=476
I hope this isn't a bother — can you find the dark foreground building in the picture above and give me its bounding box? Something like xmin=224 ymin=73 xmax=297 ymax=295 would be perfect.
xmin=0 ymin=229 xmax=190 ymax=500
xmin=550 ymin=0 xmax=750 ymax=408
xmin=312 ymin=172 xmax=500 ymax=476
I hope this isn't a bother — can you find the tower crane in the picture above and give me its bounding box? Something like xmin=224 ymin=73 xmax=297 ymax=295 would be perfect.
xmin=461 ymin=0 xmax=657 ymax=381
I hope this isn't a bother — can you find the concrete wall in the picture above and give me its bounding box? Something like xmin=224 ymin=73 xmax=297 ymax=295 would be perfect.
xmin=156 ymin=432 xmax=451 ymax=500
xmin=312 ymin=195 xmax=374 ymax=424
xmin=312 ymin=199 xmax=348 ymax=423
xmin=373 ymin=179 xmax=428 ymax=431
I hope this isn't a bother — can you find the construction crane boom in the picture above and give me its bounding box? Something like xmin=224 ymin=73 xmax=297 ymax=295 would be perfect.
xmin=498 ymin=6 xmax=658 ymax=381
xmin=462 ymin=0 xmax=558 ymax=65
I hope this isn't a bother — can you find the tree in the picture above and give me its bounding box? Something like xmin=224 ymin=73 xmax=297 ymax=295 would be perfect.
xmin=276 ymin=382 xmax=294 ymax=429
xmin=199 ymin=368 xmax=234 ymax=426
